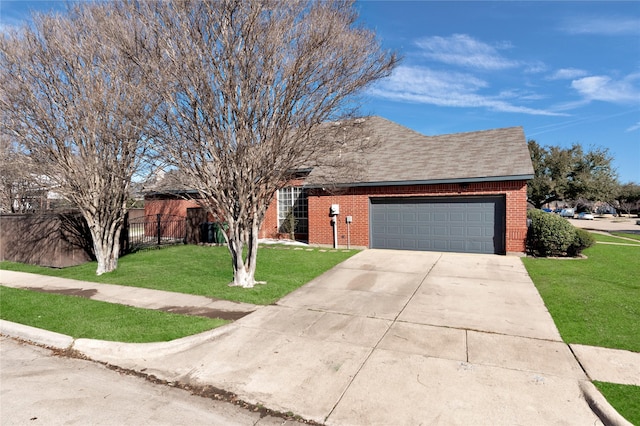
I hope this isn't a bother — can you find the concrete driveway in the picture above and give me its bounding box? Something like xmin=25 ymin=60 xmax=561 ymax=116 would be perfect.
xmin=74 ymin=250 xmax=601 ymax=425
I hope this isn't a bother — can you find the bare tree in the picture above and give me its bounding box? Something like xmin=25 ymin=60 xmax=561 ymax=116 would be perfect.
xmin=0 ymin=134 xmax=39 ymax=213
xmin=137 ymin=0 xmax=396 ymax=288
xmin=0 ymin=3 xmax=159 ymax=274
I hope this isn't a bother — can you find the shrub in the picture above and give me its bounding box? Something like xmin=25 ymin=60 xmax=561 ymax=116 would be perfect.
xmin=568 ymin=228 xmax=596 ymax=256
xmin=527 ymin=209 xmax=576 ymax=256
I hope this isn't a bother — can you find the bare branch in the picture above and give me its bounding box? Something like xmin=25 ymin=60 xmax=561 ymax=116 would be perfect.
xmin=139 ymin=0 xmax=397 ymax=287
xmin=0 ymin=2 xmax=160 ymax=274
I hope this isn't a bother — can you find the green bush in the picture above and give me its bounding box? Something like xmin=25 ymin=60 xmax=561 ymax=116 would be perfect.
xmin=527 ymin=209 xmax=577 ymax=257
xmin=568 ymin=228 xmax=596 ymax=256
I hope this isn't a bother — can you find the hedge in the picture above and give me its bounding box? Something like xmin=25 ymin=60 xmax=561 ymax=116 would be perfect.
xmin=527 ymin=209 xmax=593 ymax=257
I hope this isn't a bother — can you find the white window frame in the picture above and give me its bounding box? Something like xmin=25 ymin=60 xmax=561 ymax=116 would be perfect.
xmin=277 ymin=187 xmax=308 ymax=234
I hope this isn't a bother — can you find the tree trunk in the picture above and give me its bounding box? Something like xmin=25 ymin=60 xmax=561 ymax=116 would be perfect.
xmin=227 ymin=218 xmax=261 ymax=288
xmin=87 ymin=218 xmax=122 ymax=276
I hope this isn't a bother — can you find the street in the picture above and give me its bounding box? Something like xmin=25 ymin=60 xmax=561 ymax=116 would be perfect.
xmin=0 ymin=336 xmax=287 ymax=426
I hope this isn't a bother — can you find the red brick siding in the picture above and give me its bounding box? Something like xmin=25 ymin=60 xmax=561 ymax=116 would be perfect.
xmin=261 ymin=200 xmax=280 ymax=239
xmin=149 ymin=179 xmax=530 ymax=254
xmin=298 ymin=180 xmax=528 ymax=253
xmin=145 ymin=199 xmax=201 ymax=218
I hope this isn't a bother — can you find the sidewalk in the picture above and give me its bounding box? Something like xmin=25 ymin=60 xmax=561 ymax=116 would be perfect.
xmin=1 ymin=253 xmax=638 ymax=425
xmin=0 ymin=270 xmax=256 ymax=320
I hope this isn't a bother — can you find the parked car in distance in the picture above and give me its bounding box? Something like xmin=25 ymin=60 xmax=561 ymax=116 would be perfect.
xmin=542 ymin=208 xmax=553 ymax=213
xmin=559 ymin=208 xmax=575 ymax=218
xmin=578 ymin=212 xmax=594 ymax=220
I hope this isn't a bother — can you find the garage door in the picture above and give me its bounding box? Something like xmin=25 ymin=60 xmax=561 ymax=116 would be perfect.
xmin=370 ymin=197 xmax=505 ymax=254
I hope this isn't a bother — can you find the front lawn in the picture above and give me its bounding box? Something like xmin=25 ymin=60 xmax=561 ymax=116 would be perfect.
xmin=522 ymin=239 xmax=639 ymax=353
xmin=0 ymin=244 xmax=357 ymax=305
xmin=593 ymin=381 xmax=640 ymax=425
xmin=611 ymin=232 xmax=640 ymax=242
xmin=523 ymin=235 xmax=640 ymax=424
xmin=592 ymin=233 xmax=640 ymax=245
xmin=0 ymin=286 xmax=227 ymax=342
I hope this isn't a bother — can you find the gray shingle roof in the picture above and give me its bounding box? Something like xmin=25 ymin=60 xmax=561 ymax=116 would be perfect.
xmin=306 ymin=116 xmax=533 ymax=186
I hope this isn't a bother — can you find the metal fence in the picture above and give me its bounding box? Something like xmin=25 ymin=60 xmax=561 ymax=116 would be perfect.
xmin=126 ymin=214 xmax=186 ymax=250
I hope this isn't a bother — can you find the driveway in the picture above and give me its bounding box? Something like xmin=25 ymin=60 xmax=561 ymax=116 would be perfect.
xmin=74 ymin=250 xmax=601 ymax=425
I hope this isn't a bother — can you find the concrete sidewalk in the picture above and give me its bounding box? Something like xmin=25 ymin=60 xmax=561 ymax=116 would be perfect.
xmin=0 ymin=270 xmax=256 ymax=320
xmin=1 ymin=251 xmax=638 ymax=425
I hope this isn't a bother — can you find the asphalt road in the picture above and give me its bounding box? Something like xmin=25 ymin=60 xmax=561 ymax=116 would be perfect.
xmin=0 ymin=336 xmax=288 ymax=426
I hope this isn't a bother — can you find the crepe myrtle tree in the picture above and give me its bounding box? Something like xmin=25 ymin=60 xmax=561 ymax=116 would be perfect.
xmin=140 ymin=0 xmax=397 ymax=288
xmin=0 ymin=3 xmax=160 ymax=274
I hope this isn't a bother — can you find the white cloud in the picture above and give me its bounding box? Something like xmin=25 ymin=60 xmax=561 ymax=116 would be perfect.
xmin=370 ymin=66 xmax=565 ymax=116
xmin=415 ymin=34 xmax=519 ymax=70
xmin=549 ymin=68 xmax=588 ymax=80
xmin=627 ymin=122 xmax=640 ymax=132
xmin=571 ymin=73 xmax=640 ymax=104
xmin=562 ymin=17 xmax=640 ymax=36
xmin=524 ymin=61 xmax=548 ymax=74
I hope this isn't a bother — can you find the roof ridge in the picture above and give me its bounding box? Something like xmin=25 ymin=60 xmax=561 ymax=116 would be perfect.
xmin=424 ymin=125 xmax=524 ymax=139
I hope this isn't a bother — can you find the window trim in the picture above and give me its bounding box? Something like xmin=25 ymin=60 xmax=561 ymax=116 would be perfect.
xmin=277 ymin=187 xmax=308 ymax=235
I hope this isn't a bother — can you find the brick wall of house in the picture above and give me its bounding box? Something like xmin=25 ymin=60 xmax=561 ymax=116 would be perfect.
xmin=147 ymin=179 xmax=530 ymax=254
xmin=260 ymin=200 xmax=279 ymax=239
xmin=145 ymin=198 xmax=201 ymax=218
xmin=302 ymin=180 xmax=529 ymax=253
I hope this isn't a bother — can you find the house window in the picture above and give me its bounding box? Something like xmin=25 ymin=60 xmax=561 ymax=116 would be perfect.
xmin=277 ymin=187 xmax=308 ymax=235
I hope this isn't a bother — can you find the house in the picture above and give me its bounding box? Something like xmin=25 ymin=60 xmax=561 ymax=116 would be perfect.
xmin=146 ymin=116 xmax=534 ymax=254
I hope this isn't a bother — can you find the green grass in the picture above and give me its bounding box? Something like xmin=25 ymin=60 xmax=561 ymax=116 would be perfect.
xmin=593 ymin=381 xmax=640 ymax=425
xmin=522 ymin=241 xmax=640 ymax=352
xmin=0 ymin=286 xmax=227 ymax=343
xmin=0 ymin=244 xmax=358 ymax=305
xmin=611 ymin=232 xmax=640 ymax=242
xmin=592 ymin=233 xmax=640 ymax=244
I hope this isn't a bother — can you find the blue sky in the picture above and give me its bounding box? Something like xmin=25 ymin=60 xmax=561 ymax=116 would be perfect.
xmin=2 ymin=1 xmax=639 ymax=183
xmin=357 ymin=1 xmax=640 ymax=183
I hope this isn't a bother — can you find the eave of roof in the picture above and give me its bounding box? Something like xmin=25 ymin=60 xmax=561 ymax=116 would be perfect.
xmin=304 ymin=174 xmax=534 ymax=189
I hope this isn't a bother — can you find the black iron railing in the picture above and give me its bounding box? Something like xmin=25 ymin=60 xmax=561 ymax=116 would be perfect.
xmin=125 ymin=214 xmax=186 ymax=251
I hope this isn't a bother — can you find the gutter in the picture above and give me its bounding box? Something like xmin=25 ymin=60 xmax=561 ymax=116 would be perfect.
xmin=304 ymin=174 xmax=535 ymax=189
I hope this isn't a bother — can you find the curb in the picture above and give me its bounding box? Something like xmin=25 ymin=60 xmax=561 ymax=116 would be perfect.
xmin=1 ymin=319 xmax=634 ymax=426
xmin=580 ymin=381 xmax=633 ymax=426
xmin=73 ymin=323 xmax=237 ymax=363
xmin=0 ymin=319 xmax=236 ymax=361
xmin=0 ymin=319 xmax=74 ymax=350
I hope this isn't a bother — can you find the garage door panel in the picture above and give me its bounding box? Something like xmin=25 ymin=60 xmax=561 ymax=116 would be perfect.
xmin=370 ymin=197 xmax=505 ymax=254
xmin=387 ymin=225 xmax=401 ymax=235
xmin=417 ymin=226 xmax=430 ymax=235
xmin=467 ymin=212 xmax=483 ymax=222
xmin=432 ymin=239 xmax=449 ymax=250
xmin=466 ymin=226 xmax=483 ymax=237
xmin=402 ymin=212 xmax=416 ymax=222
xmin=387 ymin=211 xmax=401 ymax=221
xmin=450 ymin=226 xmax=464 ymax=237
xmin=432 ymin=226 xmax=448 ymax=236
xmin=466 ymin=241 xmax=483 ymax=252
xmin=402 ymin=225 xmax=416 ymax=236
xmin=383 ymin=238 xmax=402 ymax=249
xmin=433 ymin=212 xmax=448 ymax=221
xmin=450 ymin=212 xmax=464 ymax=222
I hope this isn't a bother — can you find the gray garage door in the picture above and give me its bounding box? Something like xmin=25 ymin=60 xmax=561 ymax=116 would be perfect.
xmin=370 ymin=197 xmax=505 ymax=254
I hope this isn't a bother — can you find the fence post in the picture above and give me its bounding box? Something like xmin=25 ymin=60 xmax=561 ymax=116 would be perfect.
xmin=157 ymin=214 xmax=161 ymax=245
xmin=121 ymin=212 xmax=129 ymax=254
